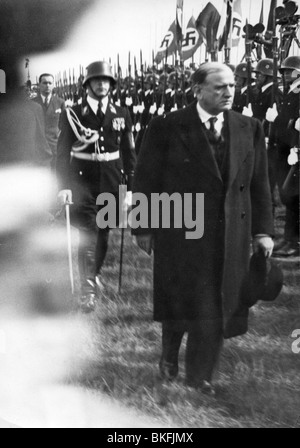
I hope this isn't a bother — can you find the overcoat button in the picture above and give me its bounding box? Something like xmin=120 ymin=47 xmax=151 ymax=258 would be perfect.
xmin=241 ymin=212 xmax=246 ymax=219
xmin=240 ymin=185 xmax=245 ymax=192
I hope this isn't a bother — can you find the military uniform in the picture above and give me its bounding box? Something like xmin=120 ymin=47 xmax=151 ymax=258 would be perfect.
xmin=57 ymin=92 xmax=136 ymax=304
xmin=272 ymin=86 xmax=299 ymax=252
xmin=251 ymin=84 xmax=283 ymax=206
xmin=232 ymin=86 xmax=257 ymax=114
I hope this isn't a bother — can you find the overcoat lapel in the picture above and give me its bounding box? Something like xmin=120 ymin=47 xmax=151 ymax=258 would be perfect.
xmin=226 ymin=110 xmax=251 ymax=191
xmin=177 ymin=103 xmax=223 ymax=183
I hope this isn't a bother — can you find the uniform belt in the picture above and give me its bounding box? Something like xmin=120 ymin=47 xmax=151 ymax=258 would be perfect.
xmin=71 ymin=150 xmax=120 ymax=162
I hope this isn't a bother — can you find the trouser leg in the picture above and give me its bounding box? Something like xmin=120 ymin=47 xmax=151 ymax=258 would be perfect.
xmin=160 ymin=321 xmax=185 ymax=380
xmin=95 ymin=228 xmax=110 ymax=275
xmin=285 ymin=197 xmax=299 ymax=243
xmin=185 ymin=318 xmax=223 ymax=386
xmin=78 ymin=229 xmax=98 ymax=310
xmin=267 ymin=146 xmax=278 ymax=213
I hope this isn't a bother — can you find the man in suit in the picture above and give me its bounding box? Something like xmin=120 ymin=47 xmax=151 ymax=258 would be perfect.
xmin=33 ymin=74 xmax=65 ymax=171
xmin=57 ymin=61 xmax=137 ymax=313
xmin=0 ymin=90 xmax=52 ymax=168
xmin=133 ymin=63 xmax=274 ymax=394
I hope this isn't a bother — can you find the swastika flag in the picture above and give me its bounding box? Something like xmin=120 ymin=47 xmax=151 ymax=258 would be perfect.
xmin=182 ymin=16 xmax=202 ymax=61
xmin=155 ymin=21 xmax=177 ymax=64
xmin=231 ymin=0 xmax=242 ymax=47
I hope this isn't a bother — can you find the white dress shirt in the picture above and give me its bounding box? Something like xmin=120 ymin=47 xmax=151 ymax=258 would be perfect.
xmin=87 ymin=95 xmax=108 ymax=116
xmin=196 ymin=102 xmax=224 ymax=134
xmin=41 ymin=94 xmax=52 ymax=105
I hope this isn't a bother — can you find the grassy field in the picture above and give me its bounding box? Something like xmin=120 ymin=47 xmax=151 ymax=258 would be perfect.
xmin=69 ymin=203 xmax=300 ymax=429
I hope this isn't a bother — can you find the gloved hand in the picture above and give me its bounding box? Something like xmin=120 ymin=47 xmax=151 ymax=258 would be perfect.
xmin=149 ymin=103 xmax=157 ymax=115
xmin=266 ymin=103 xmax=278 ymax=123
xmin=242 ymin=104 xmax=253 ymax=117
xmin=253 ymin=236 xmax=274 ymax=258
xmin=58 ymin=190 xmax=73 ymax=207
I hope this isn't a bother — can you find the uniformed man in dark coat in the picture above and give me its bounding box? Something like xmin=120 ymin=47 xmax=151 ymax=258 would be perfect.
xmin=133 ymin=63 xmax=274 ymax=394
xmin=57 ymin=61 xmax=137 ymax=312
xmin=272 ymin=56 xmax=300 ymax=258
xmin=33 ymin=74 xmax=65 ymax=171
xmin=252 ymin=59 xmax=283 ymax=123
xmin=232 ymin=63 xmax=256 ymax=114
xmin=252 ymin=59 xmax=283 ymax=209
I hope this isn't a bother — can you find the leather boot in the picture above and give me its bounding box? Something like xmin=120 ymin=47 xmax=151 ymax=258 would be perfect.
xmin=78 ymin=248 xmax=98 ymax=313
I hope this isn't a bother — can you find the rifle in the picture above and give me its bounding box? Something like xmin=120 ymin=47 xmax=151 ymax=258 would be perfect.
xmin=272 ymin=26 xmax=279 ymax=107
xmin=128 ymin=52 xmax=132 ymax=97
xmin=116 ymin=54 xmax=121 ymax=104
xmin=245 ymin=22 xmax=253 ymax=107
xmin=68 ymin=69 xmax=72 ymax=101
xmin=140 ymin=50 xmax=144 ymax=95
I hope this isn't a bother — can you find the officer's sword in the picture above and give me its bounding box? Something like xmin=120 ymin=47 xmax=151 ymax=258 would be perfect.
xmin=65 ymin=201 xmax=75 ymax=295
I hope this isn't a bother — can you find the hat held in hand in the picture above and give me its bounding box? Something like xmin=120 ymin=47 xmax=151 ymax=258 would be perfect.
xmin=241 ymin=251 xmax=284 ymax=308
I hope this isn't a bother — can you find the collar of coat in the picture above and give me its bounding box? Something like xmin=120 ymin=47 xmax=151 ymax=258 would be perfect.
xmin=171 ymin=102 xmax=252 ymax=189
xmin=82 ymin=96 xmax=118 ymax=117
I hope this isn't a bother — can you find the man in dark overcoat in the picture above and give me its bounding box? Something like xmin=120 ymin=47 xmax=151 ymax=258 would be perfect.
xmin=133 ymin=63 xmax=274 ymax=394
xmin=57 ymin=61 xmax=136 ymax=312
xmin=33 ymin=74 xmax=65 ymax=171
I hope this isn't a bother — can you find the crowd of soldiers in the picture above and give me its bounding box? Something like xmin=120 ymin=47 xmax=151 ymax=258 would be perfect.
xmin=22 ymin=53 xmax=299 ymax=314
xmin=26 ymin=54 xmax=299 ymax=261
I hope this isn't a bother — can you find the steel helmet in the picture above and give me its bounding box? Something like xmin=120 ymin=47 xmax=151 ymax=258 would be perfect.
xmin=280 ymin=56 xmax=300 ymax=73
xmin=168 ymin=71 xmax=180 ymax=85
xmin=159 ymin=73 xmax=168 ymax=84
xmin=144 ymin=74 xmax=159 ymax=86
xmin=184 ymin=69 xmax=192 ymax=82
xmin=83 ymin=61 xmax=116 ymax=86
xmin=234 ymin=63 xmax=249 ymax=79
xmin=254 ymin=59 xmax=275 ymax=77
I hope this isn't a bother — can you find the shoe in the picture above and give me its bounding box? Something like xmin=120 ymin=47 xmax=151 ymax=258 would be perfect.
xmin=79 ymin=293 xmax=97 ymax=313
xmin=159 ymin=359 xmax=179 ymax=382
xmin=200 ymin=381 xmax=216 ymax=397
xmin=273 ymin=242 xmax=299 ymax=258
xmin=186 ymin=379 xmax=216 ymax=396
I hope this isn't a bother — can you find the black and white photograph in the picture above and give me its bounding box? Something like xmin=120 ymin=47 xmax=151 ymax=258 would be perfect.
xmin=0 ymin=0 xmax=299 ymax=430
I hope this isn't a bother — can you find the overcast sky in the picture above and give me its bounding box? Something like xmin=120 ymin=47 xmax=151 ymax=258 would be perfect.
xmin=23 ymin=0 xmax=300 ymax=83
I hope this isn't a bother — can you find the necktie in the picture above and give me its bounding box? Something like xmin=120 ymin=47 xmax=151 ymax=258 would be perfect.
xmin=208 ymin=117 xmax=220 ymax=142
xmin=97 ymin=101 xmax=104 ymax=121
xmin=44 ymin=97 xmax=49 ymax=108
xmin=207 ymin=117 xmax=224 ymax=171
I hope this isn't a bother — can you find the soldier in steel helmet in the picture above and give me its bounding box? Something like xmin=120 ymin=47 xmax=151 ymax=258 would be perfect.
xmin=232 ymin=63 xmax=256 ymax=114
xmin=184 ymin=69 xmax=196 ymax=106
xmin=271 ymin=56 xmax=300 ymax=258
xmin=165 ymin=71 xmax=183 ymax=113
xmin=57 ymin=61 xmax=137 ymax=312
xmin=252 ymin=59 xmax=283 ymax=210
xmin=252 ymin=59 xmax=283 ymax=122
